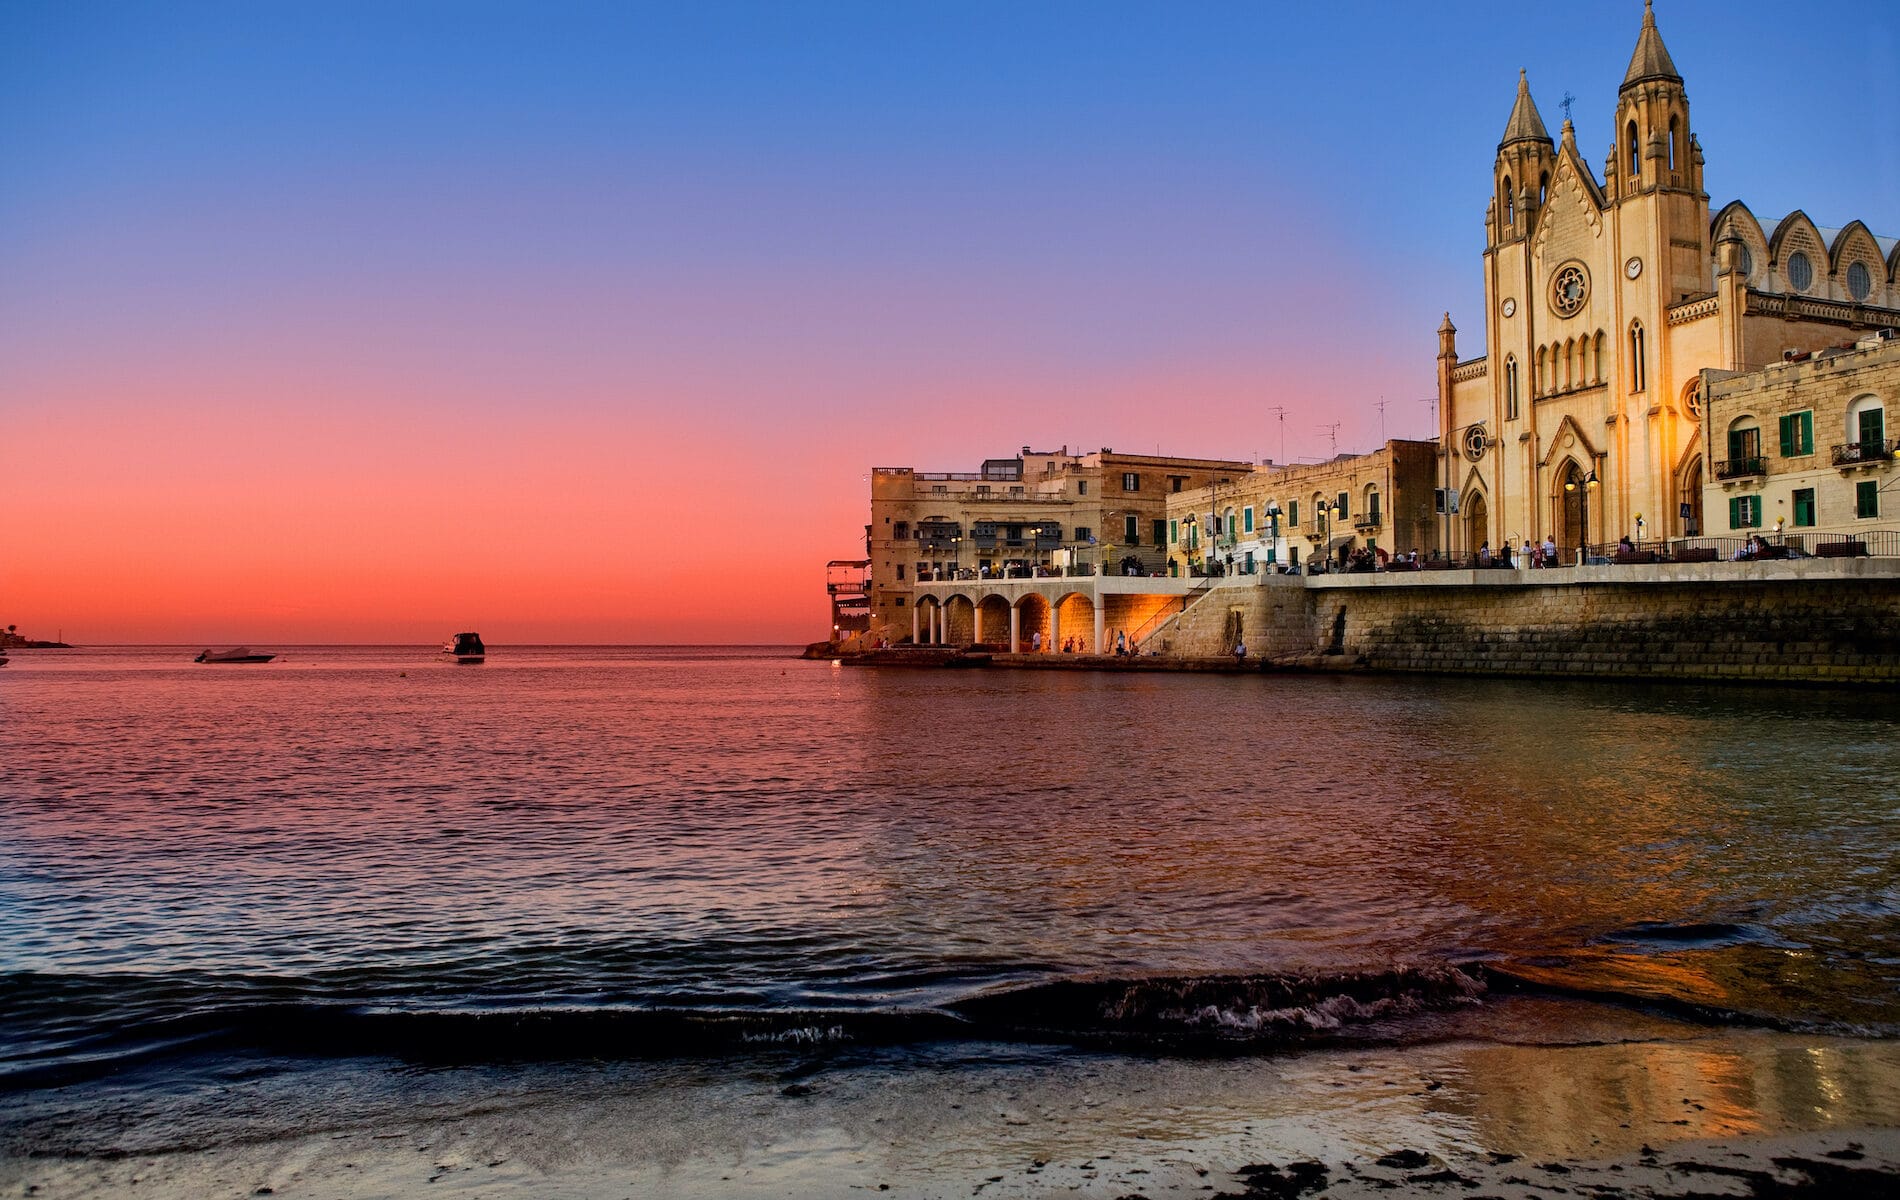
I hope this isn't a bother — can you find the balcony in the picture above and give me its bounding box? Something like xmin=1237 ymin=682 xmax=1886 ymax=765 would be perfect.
xmin=1354 ymin=514 xmax=1383 ymax=531
xmin=1832 ymin=439 xmax=1895 ymax=467
xmin=1714 ymin=456 xmax=1766 ymax=480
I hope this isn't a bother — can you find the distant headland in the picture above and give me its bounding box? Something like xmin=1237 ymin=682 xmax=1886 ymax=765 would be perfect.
xmin=1 ymin=625 xmax=71 ymax=649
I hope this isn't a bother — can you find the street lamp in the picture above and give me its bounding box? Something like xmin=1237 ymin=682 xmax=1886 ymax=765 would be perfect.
xmin=1315 ymin=499 xmax=1333 ymax=572
xmin=1264 ymin=501 xmax=1283 ymax=569
xmin=1563 ymin=469 xmax=1600 ymax=560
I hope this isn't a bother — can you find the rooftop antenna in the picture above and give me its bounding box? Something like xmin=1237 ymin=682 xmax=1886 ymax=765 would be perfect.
xmin=1419 ymin=395 xmax=1438 ymax=438
xmin=1317 ymin=422 xmax=1341 ymax=459
xmin=1373 ymin=397 xmax=1391 ymax=444
xmin=1267 ymin=406 xmax=1287 ymax=464
xmin=1561 ymin=91 xmax=1575 ymax=124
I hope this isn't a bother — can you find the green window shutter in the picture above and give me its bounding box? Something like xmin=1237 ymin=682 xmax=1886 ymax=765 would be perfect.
xmin=1858 ymin=480 xmax=1879 ymax=519
xmin=1728 ymin=497 xmax=1740 ymax=529
xmin=1861 ymin=408 xmax=1886 ymax=448
xmin=1337 ymin=492 xmax=1349 ymax=519
xmin=1289 ymin=500 xmax=1299 ymax=526
xmin=1750 ymin=496 xmax=1763 ymax=527
xmin=1793 ymin=489 xmax=1815 ymax=527
xmin=1168 ymin=519 xmax=1177 ymax=544
xmin=1728 ymin=429 xmax=1744 ymax=459
xmin=1798 ymin=411 xmax=1813 ymax=455
xmin=1244 ymin=507 xmax=1254 ymax=533
xmin=1779 ymin=414 xmax=1793 ymax=457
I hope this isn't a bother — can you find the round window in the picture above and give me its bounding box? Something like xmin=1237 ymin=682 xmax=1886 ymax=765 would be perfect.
xmin=1682 ymin=378 xmax=1703 ymax=419
xmin=1550 ymin=263 xmax=1589 ymax=317
xmin=1787 ymin=251 xmax=1814 ymax=293
xmin=1848 ymin=261 xmax=1872 ymax=302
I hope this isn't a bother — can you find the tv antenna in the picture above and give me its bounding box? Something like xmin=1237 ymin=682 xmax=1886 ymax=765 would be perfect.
xmin=1317 ymin=422 xmax=1341 ymax=459
xmin=1373 ymin=397 xmax=1392 ymax=444
xmin=1267 ymin=405 xmax=1288 ymax=464
xmin=1419 ymin=395 xmax=1438 ymax=437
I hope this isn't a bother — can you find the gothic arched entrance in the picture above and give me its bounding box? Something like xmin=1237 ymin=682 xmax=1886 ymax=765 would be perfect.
xmin=1558 ymin=460 xmax=1592 ymax=559
xmin=1463 ymin=491 xmax=1489 ymax=558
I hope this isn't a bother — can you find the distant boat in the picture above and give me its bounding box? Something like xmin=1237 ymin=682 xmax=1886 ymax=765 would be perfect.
xmin=195 ymin=648 xmax=276 ymax=664
xmin=443 ymin=632 xmax=486 ymax=663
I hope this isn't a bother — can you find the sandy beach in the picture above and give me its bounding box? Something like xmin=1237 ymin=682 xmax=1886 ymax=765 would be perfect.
xmin=9 ymin=1028 xmax=1900 ymax=1199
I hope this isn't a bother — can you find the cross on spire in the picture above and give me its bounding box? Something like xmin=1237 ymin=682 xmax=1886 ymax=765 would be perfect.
xmin=1561 ymin=91 xmax=1575 ymax=123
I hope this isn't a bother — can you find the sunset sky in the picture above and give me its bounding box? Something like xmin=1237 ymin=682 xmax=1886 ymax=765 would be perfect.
xmin=4 ymin=1 xmax=1895 ymax=643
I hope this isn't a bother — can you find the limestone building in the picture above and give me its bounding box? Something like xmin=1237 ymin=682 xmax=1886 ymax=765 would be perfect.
xmin=1164 ymin=441 xmax=1440 ymax=573
xmin=1702 ymin=330 xmax=1898 ymax=540
xmin=1437 ymin=1 xmax=1900 ymax=561
xmin=865 ymin=447 xmax=1251 ymax=644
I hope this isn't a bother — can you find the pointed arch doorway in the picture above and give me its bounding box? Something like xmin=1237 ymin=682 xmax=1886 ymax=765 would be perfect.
xmin=1558 ymin=461 xmax=1593 ymax=559
xmin=1463 ymin=491 xmax=1489 ymax=558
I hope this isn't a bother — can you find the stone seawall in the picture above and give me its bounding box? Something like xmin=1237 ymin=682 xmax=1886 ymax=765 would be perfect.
xmin=1166 ymin=560 xmax=1900 ymax=684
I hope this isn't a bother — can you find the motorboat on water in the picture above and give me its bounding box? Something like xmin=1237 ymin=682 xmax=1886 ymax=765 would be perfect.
xmin=443 ymin=632 xmax=486 ymax=663
xmin=194 ymin=648 xmax=276 ymax=664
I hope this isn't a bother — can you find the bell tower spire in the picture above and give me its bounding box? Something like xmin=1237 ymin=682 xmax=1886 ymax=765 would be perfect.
xmin=1493 ymin=70 xmax=1555 ymax=247
xmin=1610 ymin=0 xmax=1699 ymax=199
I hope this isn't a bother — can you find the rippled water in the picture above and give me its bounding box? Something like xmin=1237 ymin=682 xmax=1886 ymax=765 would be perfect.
xmin=4 ymin=644 xmax=1900 ymax=1093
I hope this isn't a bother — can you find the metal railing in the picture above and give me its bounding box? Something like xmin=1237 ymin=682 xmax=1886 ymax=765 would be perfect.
xmin=1714 ymin=456 xmax=1767 ymax=479
xmin=1832 ymin=439 xmax=1895 ymax=466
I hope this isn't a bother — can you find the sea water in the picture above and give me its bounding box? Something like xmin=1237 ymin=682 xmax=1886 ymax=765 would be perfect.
xmin=4 ymin=646 xmax=1899 ymax=1194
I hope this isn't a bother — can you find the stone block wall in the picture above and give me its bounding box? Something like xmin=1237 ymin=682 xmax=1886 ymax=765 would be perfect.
xmin=1163 ymin=563 xmax=1900 ymax=683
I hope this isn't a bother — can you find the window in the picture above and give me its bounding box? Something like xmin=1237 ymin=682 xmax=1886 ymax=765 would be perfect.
xmin=1728 ymin=495 xmax=1762 ymax=529
xmin=1074 ymin=526 xmax=1091 ymax=543
xmin=1793 ymin=488 xmax=1816 ymax=528
xmin=1502 ymin=175 xmax=1514 ymax=227
xmin=1787 ymin=251 xmax=1813 ymax=293
xmin=1171 ymin=476 xmax=1185 ymax=492
xmin=1728 ymin=423 xmax=1761 ymax=462
xmin=1168 ymin=519 xmax=1178 ymax=544
xmin=1288 ymin=500 xmax=1299 ymax=527
xmin=1857 ymin=404 xmax=1886 ymax=449
xmin=1124 ymin=515 xmax=1139 ymax=544
xmin=896 ymin=564 xmax=906 ymax=580
xmin=1505 ymin=355 xmax=1519 ymax=420
xmin=1626 ymin=119 xmax=1639 ymax=180
xmin=1077 ymin=480 xmax=1088 ymax=495
xmin=1243 ymin=506 xmax=1255 ymax=534
xmin=1335 ymin=492 xmax=1349 ymax=520
xmin=932 ymin=485 xmax=947 ymax=494
xmin=1849 ymin=262 xmax=1873 ymax=302
xmin=1152 ymin=519 xmax=1165 ymax=548
xmin=1778 ymin=411 xmax=1814 ymax=457
xmin=1367 ymin=489 xmax=1382 ymax=521
xmin=1858 ymin=480 xmax=1880 ymax=519
xmin=893 ymin=521 xmax=909 ymax=540
xmin=1008 ymin=485 xmax=1023 ymax=495
xmin=1628 ymin=321 xmax=1646 ymax=392
xmin=975 ymin=484 xmax=990 ymax=493
xmin=1739 ymin=244 xmax=1754 ymax=278
xmin=1667 ymin=115 xmax=1678 ymax=171
xmin=1122 ymin=472 xmax=1141 ymax=491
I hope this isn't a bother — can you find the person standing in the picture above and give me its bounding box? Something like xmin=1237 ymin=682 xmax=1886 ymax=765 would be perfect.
xmin=1031 ymin=630 xmax=1042 ymax=653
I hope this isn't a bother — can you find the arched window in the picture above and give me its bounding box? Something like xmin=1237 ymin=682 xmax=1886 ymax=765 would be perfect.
xmin=1847 ymin=394 xmax=1886 ymax=453
xmin=1502 ymin=176 xmax=1514 ymax=228
xmin=1787 ymin=251 xmax=1814 ymax=293
xmin=1739 ymin=243 xmax=1755 ymax=278
xmin=1667 ymin=116 xmax=1678 ymax=171
xmin=1626 ymin=119 xmax=1640 ymax=181
xmin=1539 ymin=172 xmax=1548 ymax=206
xmin=1505 ymin=355 xmax=1519 ymax=420
xmin=1536 ymin=346 xmax=1547 ymax=395
xmin=1563 ymin=338 xmax=1576 ymax=391
xmin=1848 ymin=261 xmax=1872 ymax=302
xmin=1364 ymin=484 xmax=1382 ymax=524
xmin=1593 ymin=331 xmax=1606 ymax=384
xmin=1629 ymin=321 xmax=1646 ymax=392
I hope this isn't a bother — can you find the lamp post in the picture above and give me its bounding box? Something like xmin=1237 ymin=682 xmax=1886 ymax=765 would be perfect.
xmin=1316 ymin=499 xmax=1333 ymax=572
xmin=1562 ymin=468 xmax=1601 ymax=561
xmin=1264 ymin=501 xmax=1282 ymax=569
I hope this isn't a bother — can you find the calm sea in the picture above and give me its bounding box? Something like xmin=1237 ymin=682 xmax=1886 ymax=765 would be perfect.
xmin=3 ymin=645 xmax=1899 ymax=1163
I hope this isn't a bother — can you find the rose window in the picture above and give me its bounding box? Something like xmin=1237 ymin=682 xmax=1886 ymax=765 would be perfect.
xmin=1551 ymin=264 xmax=1588 ymax=317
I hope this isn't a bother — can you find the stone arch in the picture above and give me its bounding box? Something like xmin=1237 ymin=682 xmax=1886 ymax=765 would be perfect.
xmin=1552 ymin=458 xmax=1595 ymax=559
xmin=1563 ymin=336 xmax=1576 ymax=390
xmin=1053 ymin=590 xmax=1097 ymax=654
xmin=912 ymin=594 xmax=944 ymax=645
xmin=1462 ymin=488 xmax=1490 ymax=557
xmin=1013 ymin=592 xmax=1052 ymax=652
xmin=1628 ymin=320 xmax=1647 ymax=392
xmin=1674 ymin=443 xmax=1704 ymax=538
xmin=1767 ymin=210 xmax=1826 ymax=294
xmin=1502 ymin=174 xmax=1514 ymax=228
xmin=1829 ymin=221 xmax=1885 ymax=304
xmin=1711 ymin=201 xmax=1767 ymax=285
xmin=943 ymin=593 xmax=978 ymax=646
xmin=1847 ymin=393 xmax=1887 ymax=449
xmin=974 ymin=594 xmax=1012 ymax=647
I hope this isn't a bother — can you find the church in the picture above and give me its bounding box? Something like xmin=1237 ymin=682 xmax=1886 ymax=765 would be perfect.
xmin=1435 ymin=0 xmax=1899 ymax=558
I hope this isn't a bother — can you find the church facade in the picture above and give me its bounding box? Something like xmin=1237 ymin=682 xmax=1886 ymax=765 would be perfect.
xmin=1436 ymin=0 xmax=1900 ymax=560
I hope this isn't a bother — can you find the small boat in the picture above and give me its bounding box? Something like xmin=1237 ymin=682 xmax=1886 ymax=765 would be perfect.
xmin=195 ymin=648 xmax=276 ymax=664
xmin=443 ymin=632 xmax=486 ymax=663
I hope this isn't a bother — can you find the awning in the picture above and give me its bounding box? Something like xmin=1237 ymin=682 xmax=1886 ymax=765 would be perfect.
xmin=1327 ymin=534 xmax=1356 ymax=551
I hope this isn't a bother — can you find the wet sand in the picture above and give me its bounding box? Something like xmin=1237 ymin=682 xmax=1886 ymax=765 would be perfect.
xmin=8 ymin=1028 xmax=1900 ymax=1198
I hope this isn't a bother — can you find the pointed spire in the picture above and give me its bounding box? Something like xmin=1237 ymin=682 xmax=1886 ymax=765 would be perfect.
xmin=1499 ymin=69 xmax=1553 ymax=149
xmin=1622 ymin=0 xmax=1681 ymax=88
